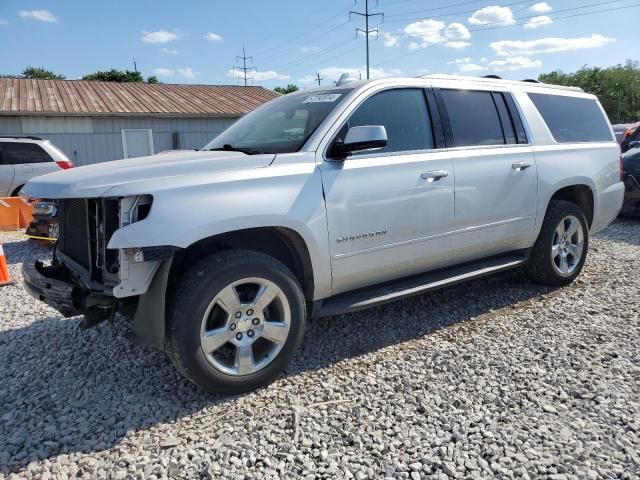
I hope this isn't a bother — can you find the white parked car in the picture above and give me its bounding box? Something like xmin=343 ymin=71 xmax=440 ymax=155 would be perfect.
xmin=22 ymin=75 xmax=624 ymax=393
xmin=0 ymin=136 xmax=73 ymax=197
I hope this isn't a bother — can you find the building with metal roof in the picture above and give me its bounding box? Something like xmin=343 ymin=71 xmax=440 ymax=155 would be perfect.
xmin=0 ymin=78 xmax=279 ymax=165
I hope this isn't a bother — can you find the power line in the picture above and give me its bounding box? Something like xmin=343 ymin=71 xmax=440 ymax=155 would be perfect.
xmin=253 ymin=8 xmax=351 ymax=63
xmin=284 ymin=43 xmax=362 ymax=79
xmin=387 ymin=0 xmax=632 ymax=37
xmin=384 ymin=0 xmax=530 ymax=23
xmin=375 ymin=2 xmax=640 ymax=68
xmin=351 ymin=0 xmax=384 ymax=79
xmin=233 ymin=47 xmax=256 ymax=86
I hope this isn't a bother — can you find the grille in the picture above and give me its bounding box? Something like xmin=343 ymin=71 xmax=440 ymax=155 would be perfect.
xmin=57 ymin=199 xmax=91 ymax=269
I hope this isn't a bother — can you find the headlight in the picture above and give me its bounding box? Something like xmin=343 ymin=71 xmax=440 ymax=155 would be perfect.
xmin=34 ymin=201 xmax=57 ymax=216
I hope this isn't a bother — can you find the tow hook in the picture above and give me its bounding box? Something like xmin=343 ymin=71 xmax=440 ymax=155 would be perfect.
xmin=80 ymin=306 xmax=116 ymax=330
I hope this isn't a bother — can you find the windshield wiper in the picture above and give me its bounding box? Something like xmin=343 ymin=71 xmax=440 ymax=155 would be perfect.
xmin=208 ymin=144 xmax=262 ymax=155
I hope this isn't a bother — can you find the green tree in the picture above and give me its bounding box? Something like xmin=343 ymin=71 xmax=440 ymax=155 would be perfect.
xmin=82 ymin=69 xmax=145 ymax=82
xmin=274 ymin=84 xmax=299 ymax=94
xmin=539 ymin=60 xmax=640 ymax=124
xmin=146 ymin=76 xmax=160 ymax=84
xmin=21 ymin=66 xmax=65 ymax=80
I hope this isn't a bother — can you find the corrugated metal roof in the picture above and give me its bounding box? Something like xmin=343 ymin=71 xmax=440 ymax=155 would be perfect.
xmin=0 ymin=78 xmax=280 ymax=117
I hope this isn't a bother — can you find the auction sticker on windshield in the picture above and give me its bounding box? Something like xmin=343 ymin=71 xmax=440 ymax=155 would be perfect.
xmin=302 ymin=94 xmax=342 ymax=103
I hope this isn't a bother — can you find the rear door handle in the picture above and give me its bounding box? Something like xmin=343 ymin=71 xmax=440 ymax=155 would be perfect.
xmin=512 ymin=161 xmax=532 ymax=171
xmin=421 ymin=170 xmax=449 ymax=181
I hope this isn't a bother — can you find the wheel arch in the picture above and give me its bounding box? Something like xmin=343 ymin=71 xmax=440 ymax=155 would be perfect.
xmin=548 ymin=184 xmax=595 ymax=227
xmin=169 ymin=226 xmax=316 ymax=303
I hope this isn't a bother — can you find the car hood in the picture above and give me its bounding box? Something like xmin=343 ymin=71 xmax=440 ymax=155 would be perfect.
xmin=22 ymin=150 xmax=275 ymax=199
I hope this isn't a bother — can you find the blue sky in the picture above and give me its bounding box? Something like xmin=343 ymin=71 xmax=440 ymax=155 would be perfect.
xmin=0 ymin=0 xmax=637 ymax=88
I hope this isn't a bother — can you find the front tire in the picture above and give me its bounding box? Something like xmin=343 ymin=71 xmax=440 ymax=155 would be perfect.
xmin=166 ymin=250 xmax=306 ymax=394
xmin=526 ymin=200 xmax=589 ymax=286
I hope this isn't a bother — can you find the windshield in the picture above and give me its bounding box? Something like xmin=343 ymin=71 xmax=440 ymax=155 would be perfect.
xmin=203 ymin=89 xmax=353 ymax=154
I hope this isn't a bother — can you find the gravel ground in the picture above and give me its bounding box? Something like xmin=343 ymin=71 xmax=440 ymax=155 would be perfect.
xmin=0 ymin=221 xmax=639 ymax=480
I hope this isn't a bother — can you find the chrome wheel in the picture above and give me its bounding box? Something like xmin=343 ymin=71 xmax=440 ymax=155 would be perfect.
xmin=551 ymin=215 xmax=584 ymax=276
xmin=200 ymin=277 xmax=291 ymax=376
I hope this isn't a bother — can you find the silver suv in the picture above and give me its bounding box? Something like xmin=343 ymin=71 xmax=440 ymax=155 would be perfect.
xmin=22 ymin=75 xmax=624 ymax=393
xmin=0 ymin=136 xmax=72 ymax=196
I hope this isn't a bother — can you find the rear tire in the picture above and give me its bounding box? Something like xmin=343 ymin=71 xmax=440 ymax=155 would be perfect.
xmin=166 ymin=250 xmax=306 ymax=394
xmin=526 ymin=200 xmax=589 ymax=286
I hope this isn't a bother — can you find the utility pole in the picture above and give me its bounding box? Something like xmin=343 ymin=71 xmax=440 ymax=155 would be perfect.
xmin=233 ymin=47 xmax=256 ymax=86
xmin=350 ymin=0 xmax=383 ymax=79
xmin=316 ymin=71 xmax=323 ymax=86
xmin=133 ymin=58 xmax=138 ymax=73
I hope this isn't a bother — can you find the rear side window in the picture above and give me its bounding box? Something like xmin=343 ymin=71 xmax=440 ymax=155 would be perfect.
xmin=528 ymin=93 xmax=612 ymax=143
xmin=0 ymin=142 xmax=54 ymax=164
xmin=440 ymin=89 xmax=505 ymax=147
xmin=347 ymin=88 xmax=434 ymax=155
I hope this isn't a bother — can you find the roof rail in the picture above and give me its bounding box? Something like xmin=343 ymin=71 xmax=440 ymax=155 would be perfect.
xmin=522 ymin=79 xmax=541 ymax=83
xmin=420 ymin=74 xmax=584 ymax=92
xmin=0 ymin=135 xmax=43 ymax=140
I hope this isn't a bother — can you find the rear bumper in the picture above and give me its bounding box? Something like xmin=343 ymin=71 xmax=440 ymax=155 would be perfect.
xmin=592 ymin=181 xmax=625 ymax=234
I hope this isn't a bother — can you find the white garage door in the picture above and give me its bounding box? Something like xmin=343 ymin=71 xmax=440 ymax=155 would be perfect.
xmin=121 ymin=129 xmax=154 ymax=158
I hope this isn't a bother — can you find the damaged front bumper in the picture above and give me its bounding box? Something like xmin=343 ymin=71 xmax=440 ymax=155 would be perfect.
xmin=23 ymin=257 xmax=174 ymax=348
xmin=22 ymin=260 xmax=115 ymax=318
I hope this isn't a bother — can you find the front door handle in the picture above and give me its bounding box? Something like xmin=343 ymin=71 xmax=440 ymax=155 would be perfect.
xmin=421 ymin=170 xmax=449 ymax=181
xmin=512 ymin=161 xmax=532 ymax=171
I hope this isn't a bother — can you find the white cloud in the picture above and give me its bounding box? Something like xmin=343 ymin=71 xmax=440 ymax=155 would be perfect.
xmin=491 ymin=34 xmax=615 ymax=56
xmin=487 ymin=56 xmax=543 ymax=71
xmin=404 ymin=19 xmax=472 ymax=50
xmin=445 ymin=22 xmax=471 ymax=40
xmin=448 ymin=58 xmax=485 ymax=72
xmin=382 ymin=33 xmax=399 ymax=48
xmin=153 ymin=67 xmax=196 ymax=79
xmin=227 ymin=69 xmax=290 ymax=82
xmin=0 ymin=18 xmax=8 ymax=26
xmin=459 ymin=63 xmax=485 ymax=72
xmin=448 ymin=56 xmax=542 ymax=73
xmin=203 ymin=32 xmax=223 ymax=42
xmin=161 ymin=47 xmax=178 ymax=54
xmin=177 ymin=67 xmax=196 ymax=78
xmin=142 ymin=30 xmax=178 ymax=44
xmin=524 ymin=15 xmax=553 ymax=29
xmin=18 ymin=10 xmax=58 ymax=23
xmin=153 ymin=68 xmax=175 ymax=77
xmin=299 ymin=45 xmax=319 ymax=53
xmin=530 ymin=2 xmax=552 ymax=13
xmin=468 ymin=6 xmax=515 ymax=26
xmin=445 ymin=41 xmax=471 ymax=49
xmin=404 ymin=19 xmax=446 ymax=45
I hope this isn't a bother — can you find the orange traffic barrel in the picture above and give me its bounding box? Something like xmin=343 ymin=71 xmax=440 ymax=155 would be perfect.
xmin=2 ymin=197 xmax=33 ymax=228
xmin=0 ymin=199 xmax=20 ymax=231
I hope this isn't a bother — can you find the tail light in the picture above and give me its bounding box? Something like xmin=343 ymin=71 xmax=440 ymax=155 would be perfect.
xmin=56 ymin=159 xmax=74 ymax=170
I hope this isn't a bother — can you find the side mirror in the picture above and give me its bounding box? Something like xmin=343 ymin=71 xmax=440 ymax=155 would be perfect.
xmin=330 ymin=125 xmax=388 ymax=159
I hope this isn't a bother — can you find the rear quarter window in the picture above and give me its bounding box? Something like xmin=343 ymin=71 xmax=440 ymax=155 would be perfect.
xmin=527 ymin=93 xmax=613 ymax=143
xmin=0 ymin=142 xmax=54 ymax=164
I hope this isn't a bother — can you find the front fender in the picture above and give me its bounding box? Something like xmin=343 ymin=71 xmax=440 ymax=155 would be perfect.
xmin=107 ymin=163 xmax=332 ymax=299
